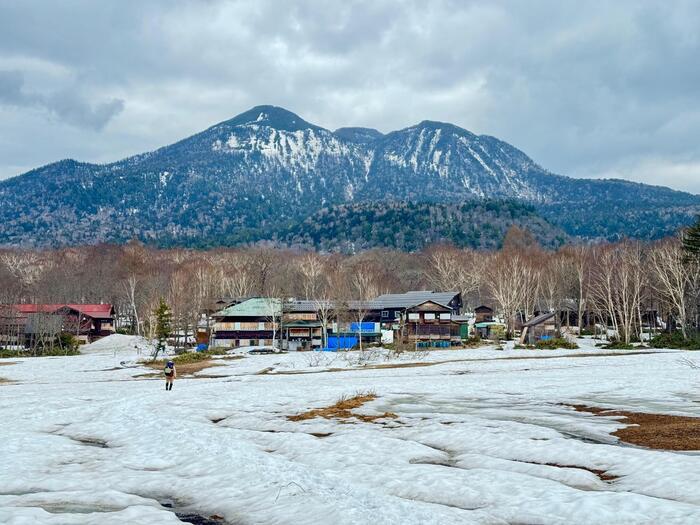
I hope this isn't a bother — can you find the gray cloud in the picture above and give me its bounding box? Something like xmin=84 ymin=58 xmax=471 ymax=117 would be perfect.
xmin=0 ymin=0 xmax=698 ymax=193
xmin=0 ymin=70 xmax=123 ymax=131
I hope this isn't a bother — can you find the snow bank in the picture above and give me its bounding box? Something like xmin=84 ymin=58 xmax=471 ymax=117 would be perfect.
xmin=80 ymin=334 xmax=154 ymax=356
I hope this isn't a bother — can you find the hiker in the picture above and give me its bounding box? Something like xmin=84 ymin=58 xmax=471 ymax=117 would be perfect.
xmin=164 ymin=360 xmax=176 ymax=390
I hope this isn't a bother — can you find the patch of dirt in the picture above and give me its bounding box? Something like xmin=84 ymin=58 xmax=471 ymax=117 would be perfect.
xmin=144 ymin=360 xmax=224 ymax=375
xmin=0 ymin=361 xmax=17 ymax=366
xmin=364 ymin=362 xmax=438 ymax=370
xmin=517 ymin=457 xmax=617 ymax=482
xmin=288 ymin=393 xmax=397 ymax=423
xmin=569 ymin=404 xmax=700 ymax=451
xmin=160 ymin=501 xmax=228 ymax=524
xmin=65 ymin=435 xmax=110 ymax=448
xmin=177 ymin=512 xmax=225 ymax=524
xmin=308 ymin=432 xmax=333 ymax=438
xmin=0 ymin=377 xmax=14 ymax=384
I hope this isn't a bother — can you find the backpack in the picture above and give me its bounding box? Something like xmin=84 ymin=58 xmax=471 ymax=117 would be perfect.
xmin=164 ymin=364 xmax=174 ymax=376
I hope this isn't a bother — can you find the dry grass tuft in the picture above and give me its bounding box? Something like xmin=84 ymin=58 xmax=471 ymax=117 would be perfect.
xmin=288 ymin=392 xmax=397 ymax=423
xmin=569 ymin=404 xmax=700 ymax=451
xmin=143 ymin=359 xmax=224 ymax=375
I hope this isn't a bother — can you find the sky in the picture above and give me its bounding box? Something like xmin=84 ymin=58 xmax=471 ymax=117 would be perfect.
xmin=0 ymin=0 xmax=699 ymax=194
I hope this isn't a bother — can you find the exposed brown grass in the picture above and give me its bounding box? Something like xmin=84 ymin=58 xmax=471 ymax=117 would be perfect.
xmin=569 ymin=404 xmax=700 ymax=451
xmin=288 ymin=392 xmax=397 ymax=423
xmin=143 ymin=359 xmax=224 ymax=375
xmin=0 ymin=361 xmax=17 ymax=366
xmin=0 ymin=377 xmax=13 ymax=384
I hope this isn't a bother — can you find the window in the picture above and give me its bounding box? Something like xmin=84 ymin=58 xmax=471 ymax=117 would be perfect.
xmin=408 ymin=313 xmax=420 ymax=321
xmin=440 ymin=313 xmax=451 ymax=320
xmin=381 ymin=310 xmax=389 ymax=318
xmin=424 ymin=313 xmax=436 ymax=320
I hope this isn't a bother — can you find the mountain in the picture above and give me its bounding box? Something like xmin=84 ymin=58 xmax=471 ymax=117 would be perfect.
xmin=0 ymin=104 xmax=698 ymax=249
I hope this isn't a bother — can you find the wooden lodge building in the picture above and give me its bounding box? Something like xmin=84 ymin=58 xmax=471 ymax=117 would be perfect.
xmin=211 ymin=291 xmax=469 ymax=350
xmin=369 ymin=291 xmax=466 ymax=347
xmin=0 ymin=304 xmax=115 ymax=346
xmin=211 ymin=298 xmax=282 ymax=348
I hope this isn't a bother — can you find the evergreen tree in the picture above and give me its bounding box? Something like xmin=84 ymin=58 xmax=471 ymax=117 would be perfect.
xmin=153 ymin=298 xmax=172 ymax=360
xmin=682 ymin=217 xmax=700 ymax=260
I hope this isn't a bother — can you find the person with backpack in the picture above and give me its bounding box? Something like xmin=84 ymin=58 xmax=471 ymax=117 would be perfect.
xmin=164 ymin=360 xmax=176 ymax=390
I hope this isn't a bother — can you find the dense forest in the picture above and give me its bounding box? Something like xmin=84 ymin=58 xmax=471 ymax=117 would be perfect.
xmin=279 ymin=200 xmax=569 ymax=252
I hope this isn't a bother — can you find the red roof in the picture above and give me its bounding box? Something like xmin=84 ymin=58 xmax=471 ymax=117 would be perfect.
xmin=12 ymin=304 xmax=114 ymax=317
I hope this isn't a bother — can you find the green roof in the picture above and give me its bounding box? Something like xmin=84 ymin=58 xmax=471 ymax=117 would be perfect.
xmin=475 ymin=322 xmax=506 ymax=328
xmin=216 ymin=298 xmax=281 ymax=317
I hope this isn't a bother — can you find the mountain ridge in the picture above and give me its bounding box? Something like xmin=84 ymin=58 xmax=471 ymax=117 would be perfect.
xmin=0 ymin=105 xmax=698 ymax=249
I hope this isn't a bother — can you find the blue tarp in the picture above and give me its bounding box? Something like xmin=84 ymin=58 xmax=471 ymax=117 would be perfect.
xmin=350 ymin=322 xmax=375 ymax=332
xmin=196 ymin=343 xmax=209 ymax=352
xmin=323 ymin=336 xmax=358 ymax=351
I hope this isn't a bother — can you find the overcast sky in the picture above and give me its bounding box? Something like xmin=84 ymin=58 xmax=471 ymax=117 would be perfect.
xmin=1 ymin=0 xmax=699 ymax=193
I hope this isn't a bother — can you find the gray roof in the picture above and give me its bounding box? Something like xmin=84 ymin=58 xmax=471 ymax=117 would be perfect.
xmin=522 ymin=312 xmax=556 ymax=327
xmin=285 ymin=300 xmax=322 ymax=312
xmin=286 ymin=299 xmax=381 ymax=312
xmin=372 ymin=291 xmax=459 ymax=309
xmin=268 ymin=292 xmax=460 ymax=314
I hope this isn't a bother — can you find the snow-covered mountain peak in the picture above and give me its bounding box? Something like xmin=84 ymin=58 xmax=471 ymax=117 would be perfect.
xmin=1 ymin=105 xmax=699 ymax=247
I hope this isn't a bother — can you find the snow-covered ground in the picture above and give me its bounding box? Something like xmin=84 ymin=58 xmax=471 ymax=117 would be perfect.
xmin=1 ymin=336 xmax=700 ymax=524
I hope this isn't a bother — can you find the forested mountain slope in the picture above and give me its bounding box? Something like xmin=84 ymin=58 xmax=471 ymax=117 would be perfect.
xmin=0 ymin=105 xmax=697 ymax=248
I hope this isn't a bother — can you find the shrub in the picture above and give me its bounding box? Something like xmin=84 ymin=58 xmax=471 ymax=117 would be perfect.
xmin=462 ymin=336 xmax=485 ymax=348
xmin=535 ymin=338 xmax=578 ymax=350
xmin=650 ymin=332 xmax=700 ymax=350
xmin=151 ymin=350 xmax=221 ymax=365
xmin=58 ymin=333 xmax=79 ymax=353
xmin=490 ymin=325 xmax=506 ymax=341
xmin=0 ymin=345 xmax=81 ymax=358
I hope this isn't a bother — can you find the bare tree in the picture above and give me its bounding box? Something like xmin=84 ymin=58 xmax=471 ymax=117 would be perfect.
xmin=486 ymin=252 xmax=530 ymax=338
xmin=298 ymin=253 xmax=325 ymax=300
xmin=426 ymin=245 xmax=485 ymax=309
xmin=590 ymin=243 xmax=646 ymax=344
xmin=650 ymin=238 xmax=700 ymax=339
xmin=263 ymin=294 xmax=282 ymax=350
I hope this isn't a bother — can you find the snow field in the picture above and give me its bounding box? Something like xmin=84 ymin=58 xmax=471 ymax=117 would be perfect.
xmin=1 ymin=337 xmax=699 ymax=524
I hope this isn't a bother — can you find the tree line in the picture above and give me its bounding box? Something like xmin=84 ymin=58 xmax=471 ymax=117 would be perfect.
xmin=1 ymin=221 xmax=699 ymax=346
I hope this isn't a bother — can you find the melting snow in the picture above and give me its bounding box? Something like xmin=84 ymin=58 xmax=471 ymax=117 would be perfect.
xmin=1 ymin=341 xmax=699 ymax=524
